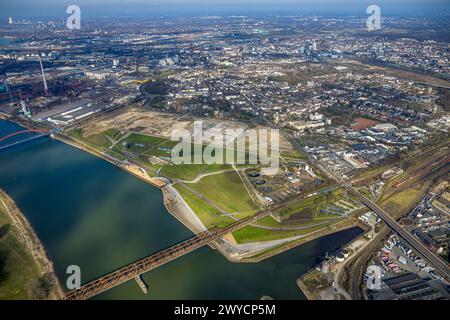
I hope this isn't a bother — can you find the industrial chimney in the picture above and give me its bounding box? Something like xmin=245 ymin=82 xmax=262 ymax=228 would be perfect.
xmin=38 ymin=56 xmax=48 ymax=96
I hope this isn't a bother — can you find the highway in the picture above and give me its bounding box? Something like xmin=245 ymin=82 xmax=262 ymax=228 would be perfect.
xmin=348 ymin=187 xmax=450 ymax=282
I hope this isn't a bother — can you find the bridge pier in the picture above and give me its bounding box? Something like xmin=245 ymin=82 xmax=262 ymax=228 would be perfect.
xmin=135 ymin=275 xmax=148 ymax=294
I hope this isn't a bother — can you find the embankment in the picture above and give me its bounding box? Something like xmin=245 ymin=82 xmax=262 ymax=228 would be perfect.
xmin=0 ymin=189 xmax=64 ymax=299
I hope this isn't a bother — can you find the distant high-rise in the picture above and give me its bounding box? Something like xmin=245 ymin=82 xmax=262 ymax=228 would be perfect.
xmin=8 ymin=17 xmax=13 ymax=24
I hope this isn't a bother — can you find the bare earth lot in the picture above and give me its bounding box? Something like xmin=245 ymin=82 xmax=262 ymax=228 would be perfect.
xmin=77 ymin=107 xmax=295 ymax=153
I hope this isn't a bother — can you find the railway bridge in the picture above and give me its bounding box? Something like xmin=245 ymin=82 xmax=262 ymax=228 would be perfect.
xmin=64 ymin=204 xmax=278 ymax=300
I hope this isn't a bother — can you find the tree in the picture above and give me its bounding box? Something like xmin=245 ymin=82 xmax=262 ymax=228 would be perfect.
xmin=0 ymin=224 xmax=11 ymax=240
xmin=0 ymin=249 xmax=9 ymax=284
xmin=32 ymin=273 xmax=55 ymax=300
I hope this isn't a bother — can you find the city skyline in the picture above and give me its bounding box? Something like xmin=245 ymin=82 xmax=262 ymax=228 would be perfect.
xmin=1 ymin=0 xmax=450 ymax=19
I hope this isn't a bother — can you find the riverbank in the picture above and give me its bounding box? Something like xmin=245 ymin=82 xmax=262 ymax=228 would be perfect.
xmin=5 ymin=118 xmax=368 ymax=265
xmin=0 ymin=118 xmax=372 ymax=300
xmin=240 ymin=218 xmax=368 ymax=263
xmin=55 ymin=132 xmax=370 ymax=264
xmin=162 ymin=184 xmax=208 ymax=234
xmin=55 ymin=133 xmax=210 ymax=233
xmin=0 ymin=189 xmax=63 ymax=299
xmin=55 ymin=134 xmax=167 ymax=189
xmin=297 ymin=224 xmax=374 ymax=300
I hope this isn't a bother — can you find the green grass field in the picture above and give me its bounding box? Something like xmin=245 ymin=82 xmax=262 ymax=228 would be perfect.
xmin=70 ymin=129 xmax=237 ymax=179
xmin=175 ymin=185 xmax=234 ymax=228
xmin=0 ymin=205 xmax=41 ymax=300
xmin=232 ymin=222 xmax=334 ymax=244
xmin=161 ymin=163 xmax=231 ymax=181
xmin=275 ymin=188 xmax=348 ymax=221
xmin=281 ymin=150 xmax=308 ymax=160
xmin=68 ymin=128 xmax=113 ymax=150
xmin=187 ymin=171 xmax=259 ymax=217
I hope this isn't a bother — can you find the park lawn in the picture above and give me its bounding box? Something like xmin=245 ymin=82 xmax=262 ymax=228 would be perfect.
xmin=125 ymin=133 xmax=176 ymax=147
xmin=68 ymin=129 xmax=113 ymax=150
xmin=281 ymin=150 xmax=308 ymax=160
xmin=102 ymin=128 xmax=124 ymax=141
xmin=254 ymin=216 xmax=286 ymax=228
xmin=67 ymin=128 xmax=83 ymax=140
xmin=357 ymin=186 xmax=373 ymax=200
xmin=187 ymin=171 xmax=258 ymax=216
xmin=255 ymin=215 xmax=334 ymax=228
xmin=111 ymin=133 xmax=174 ymax=154
xmin=161 ymin=163 xmax=231 ymax=181
xmin=86 ymin=134 xmax=112 ymax=149
xmin=175 ymin=185 xmax=234 ymax=228
xmin=275 ymin=193 xmax=326 ymax=220
xmin=0 ymin=206 xmax=41 ymax=300
xmin=71 ymin=130 xmax=260 ymax=182
xmin=232 ymin=222 xmax=332 ymax=244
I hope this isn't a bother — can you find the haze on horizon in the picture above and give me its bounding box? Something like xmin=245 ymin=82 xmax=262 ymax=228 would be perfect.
xmin=0 ymin=0 xmax=449 ymax=19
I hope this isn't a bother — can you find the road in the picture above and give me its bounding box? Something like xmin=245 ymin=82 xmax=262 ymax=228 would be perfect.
xmin=348 ymin=187 xmax=450 ymax=282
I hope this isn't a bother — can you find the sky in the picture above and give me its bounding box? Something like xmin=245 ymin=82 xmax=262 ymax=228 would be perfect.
xmin=0 ymin=0 xmax=449 ymax=19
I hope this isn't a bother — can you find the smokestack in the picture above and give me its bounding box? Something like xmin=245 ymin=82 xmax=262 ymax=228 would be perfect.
xmin=19 ymin=91 xmax=31 ymax=117
xmin=38 ymin=56 xmax=48 ymax=95
xmin=3 ymin=77 xmax=10 ymax=93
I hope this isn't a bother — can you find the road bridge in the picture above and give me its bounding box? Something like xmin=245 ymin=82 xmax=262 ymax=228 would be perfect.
xmin=348 ymin=186 xmax=450 ymax=282
xmin=0 ymin=129 xmax=55 ymax=152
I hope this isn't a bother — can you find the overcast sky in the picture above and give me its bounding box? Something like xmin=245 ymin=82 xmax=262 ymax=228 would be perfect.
xmin=1 ymin=0 xmax=448 ymax=19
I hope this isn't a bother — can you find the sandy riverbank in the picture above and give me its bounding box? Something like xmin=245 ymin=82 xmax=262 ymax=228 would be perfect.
xmin=162 ymin=184 xmax=208 ymax=234
xmin=0 ymin=190 xmax=64 ymax=299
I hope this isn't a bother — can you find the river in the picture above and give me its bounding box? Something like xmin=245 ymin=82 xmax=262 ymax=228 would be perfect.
xmin=0 ymin=119 xmax=363 ymax=299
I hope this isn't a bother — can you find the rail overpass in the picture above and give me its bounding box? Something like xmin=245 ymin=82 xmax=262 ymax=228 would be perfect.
xmin=64 ymin=204 xmax=278 ymax=300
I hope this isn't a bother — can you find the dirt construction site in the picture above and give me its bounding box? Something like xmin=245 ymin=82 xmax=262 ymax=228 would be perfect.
xmin=75 ymin=106 xmax=296 ymax=152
